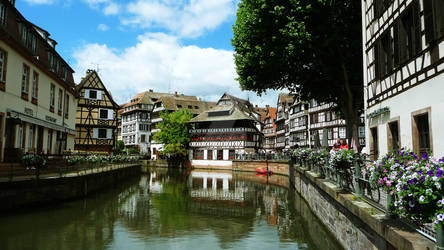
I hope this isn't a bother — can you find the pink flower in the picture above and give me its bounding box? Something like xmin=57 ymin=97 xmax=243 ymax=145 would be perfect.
xmin=383 ymin=169 xmax=388 ymax=173
xmin=386 ymin=181 xmax=391 ymax=187
xmin=383 ymin=177 xmax=388 ymax=181
xmin=378 ymin=179 xmax=384 ymax=184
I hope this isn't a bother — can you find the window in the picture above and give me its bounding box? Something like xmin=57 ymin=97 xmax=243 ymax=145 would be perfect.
xmin=100 ymin=109 xmax=109 ymax=119
xmin=177 ymin=104 xmax=182 ymax=108
xmin=62 ymin=67 xmax=68 ymax=81
xmin=370 ymin=127 xmax=379 ymax=160
xmin=359 ymin=126 xmax=365 ymax=138
xmin=0 ymin=2 xmax=6 ymax=26
xmin=65 ymin=94 xmax=69 ymax=118
xmin=50 ymin=84 xmax=55 ymax=109
xmin=141 ymin=134 xmax=146 ymax=143
xmin=229 ymin=150 xmax=235 ymax=160
xmin=375 ymin=32 xmax=393 ymax=79
xmin=414 ymin=113 xmax=431 ymax=155
xmin=188 ymin=105 xmax=192 ymax=109
xmin=194 ymin=106 xmax=199 ymax=109
xmin=424 ymin=0 xmax=444 ymax=44
xmin=388 ymin=121 xmax=400 ymax=151
xmin=21 ymin=64 xmax=30 ymax=94
xmin=193 ymin=150 xmax=204 ymax=160
xmin=89 ymin=90 xmax=97 ymax=99
xmin=318 ymin=112 xmax=325 ymax=122
xmin=0 ymin=48 xmax=7 ymax=86
xmin=17 ymin=125 xmax=23 ymax=148
xmin=374 ymin=0 xmax=393 ymax=19
xmin=394 ymin=2 xmax=421 ymax=65
xmin=207 ymin=150 xmax=213 ymax=160
xmin=58 ymin=89 xmax=63 ymax=113
xmin=339 ymin=127 xmax=346 ymax=138
xmin=31 ymin=71 xmax=38 ymax=99
xmin=217 ymin=150 xmax=223 ymax=160
xmin=98 ymin=128 xmax=107 ymax=139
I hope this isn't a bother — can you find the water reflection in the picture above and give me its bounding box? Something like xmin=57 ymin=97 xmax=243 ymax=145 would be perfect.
xmin=0 ymin=168 xmax=343 ymax=250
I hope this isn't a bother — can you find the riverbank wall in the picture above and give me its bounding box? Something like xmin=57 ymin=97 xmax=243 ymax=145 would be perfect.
xmin=0 ymin=164 xmax=141 ymax=212
xmin=232 ymin=160 xmax=434 ymax=250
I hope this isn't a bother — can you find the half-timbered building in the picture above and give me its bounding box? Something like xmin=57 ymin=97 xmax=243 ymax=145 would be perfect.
xmin=275 ymin=93 xmax=294 ymax=152
xmin=150 ymin=93 xmax=215 ymax=159
xmin=262 ymin=106 xmax=277 ymax=152
xmin=288 ymin=99 xmax=309 ymax=148
xmin=75 ymin=70 xmax=119 ymax=153
xmin=189 ymin=93 xmax=263 ymax=167
xmin=362 ymin=0 xmax=444 ymax=159
xmin=0 ymin=0 xmax=78 ymax=162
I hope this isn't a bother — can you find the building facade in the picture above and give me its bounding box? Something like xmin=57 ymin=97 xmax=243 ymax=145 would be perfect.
xmin=275 ymin=94 xmax=294 ymax=152
xmin=0 ymin=0 xmax=77 ymax=162
xmin=75 ymin=70 xmax=119 ymax=153
xmin=189 ymin=93 xmax=263 ymax=167
xmin=120 ymin=90 xmax=172 ymax=155
xmin=362 ymin=0 xmax=444 ymax=159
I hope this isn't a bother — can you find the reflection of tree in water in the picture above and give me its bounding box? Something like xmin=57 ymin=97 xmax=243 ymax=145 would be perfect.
xmin=0 ymin=176 xmax=141 ymax=250
xmin=0 ymin=169 xmax=343 ymax=250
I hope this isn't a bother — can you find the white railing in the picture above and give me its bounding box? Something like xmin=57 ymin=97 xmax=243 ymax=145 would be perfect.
xmin=152 ymin=106 xmax=165 ymax=113
xmin=151 ymin=118 xmax=163 ymax=123
xmin=190 ymin=127 xmax=256 ymax=134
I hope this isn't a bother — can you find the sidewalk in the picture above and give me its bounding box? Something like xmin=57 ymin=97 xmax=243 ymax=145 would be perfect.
xmin=0 ymin=163 xmax=140 ymax=183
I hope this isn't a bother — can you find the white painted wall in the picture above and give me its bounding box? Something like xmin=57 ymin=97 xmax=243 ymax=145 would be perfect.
xmin=365 ymin=73 xmax=444 ymax=158
xmin=191 ymin=160 xmax=232 ymax=167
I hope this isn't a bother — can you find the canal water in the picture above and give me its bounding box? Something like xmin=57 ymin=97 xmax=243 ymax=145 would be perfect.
xmin=0 ymin=168 xmax=343 ymax=250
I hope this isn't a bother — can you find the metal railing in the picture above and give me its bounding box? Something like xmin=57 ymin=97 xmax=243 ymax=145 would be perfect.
xmin=290 ymin=155 xmax=437 ymax=242
xmin=234 ymin=153 xmax=291 ymax=161
xmin=190 ymin=128 xmax=256 ymax=134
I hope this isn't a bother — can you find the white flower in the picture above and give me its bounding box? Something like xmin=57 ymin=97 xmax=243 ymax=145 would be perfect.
xmin=419 ymin=195 xmax=426 ymax=202
xmin=426 ymin=189 xmax=433 ymax=195
xmin=436 ymin=182 xmax=442 ymax=190
xmin=438 ymin=214 xmax=444 ymax=221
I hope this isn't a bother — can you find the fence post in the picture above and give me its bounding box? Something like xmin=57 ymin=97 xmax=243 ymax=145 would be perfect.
xmin=436 ymin=226 xmax=444 ymax=250
xmin=385 ymin=193 xmax=395 ymax=219
xmin=354 ymin=159 xmax=362 ymax=197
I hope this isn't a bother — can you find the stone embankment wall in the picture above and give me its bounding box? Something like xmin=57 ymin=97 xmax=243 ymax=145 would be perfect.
xmin=232 ymin=160 xmax=435 ymax=250
xmin=0 ymin=164 xmax=141 ymax=212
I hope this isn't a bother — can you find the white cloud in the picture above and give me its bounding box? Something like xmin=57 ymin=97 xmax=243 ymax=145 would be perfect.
xmin=72 ymin=33 xmax=278 ymax=106
xmin=97 ymin=24 xmax=110 ymax=31
xmin=103 ymin=2 xmax=120 ymax=15
xmin=123 ymin=0 xmax=236 ymax=38
xmin=24 ymin=0 xmax=56 ymax=4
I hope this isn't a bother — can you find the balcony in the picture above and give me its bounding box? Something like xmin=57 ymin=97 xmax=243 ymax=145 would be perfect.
xmin=153 ymin=106 xmax=165 ymax=113
xmin=309 ymin=119 xmax=345 ymax=129
xmin=151 ymin=128 xmax=161 ymax=133
xmin=151 ymin=117 xmax=163 ymax=123
xmin=189 ymin=127 xmax=256 ymax=134
xmin=276 ymin=129 xmax=285 ymax=135
xmin=275 ymin=142 xmax=286 ymax=148
xmin=289 ymin=125 xmax=307 ymax=133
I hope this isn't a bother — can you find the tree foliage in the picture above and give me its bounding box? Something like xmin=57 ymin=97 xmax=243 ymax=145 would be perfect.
xmin=232 ymin=0 xmax=363 ymax=149
xmin=153 ymin=109 xmax=193 ymax=157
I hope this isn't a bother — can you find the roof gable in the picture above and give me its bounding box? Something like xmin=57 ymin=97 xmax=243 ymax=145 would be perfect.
xmin=76 ymin=70 xmax=119 ymax=108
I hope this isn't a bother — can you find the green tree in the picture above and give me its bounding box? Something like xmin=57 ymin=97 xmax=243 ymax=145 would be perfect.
xmin=153 ymin=109 xmax=193 ymax=166
xmin=116 ymin=140 xmax=125 ymax=153
xmin=232 ymin=0 xmax=363 ymax=150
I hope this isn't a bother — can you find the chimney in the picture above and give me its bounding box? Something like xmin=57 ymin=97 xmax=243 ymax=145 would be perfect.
xmin=266 ymin=105 xmax=269 ymax=108
xmin=175 ymin=91 xmax=178 ymax=96
xmin=149 ymin=89 xmax=153 ymax=92
xmin=255 ymin=105 xmax=258 ymax=108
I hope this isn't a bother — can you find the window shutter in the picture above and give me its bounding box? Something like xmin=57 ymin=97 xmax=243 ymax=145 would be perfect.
xmin=84 ymin=89 xmax=89 ymax=99
xmin=374 ymin=41 xmax=380 ymax=79
xmin=107 ymin=129 xmax=112 ymax=139
xmin=93 ymin=128 xmax=98 ymax=139
xmin=108 ymin=110 xmax=113 ymax=120
xmin=97 ymin=91 xmax=102 ymax=100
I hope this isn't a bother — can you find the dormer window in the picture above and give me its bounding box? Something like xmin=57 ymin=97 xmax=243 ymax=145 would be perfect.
xmin=0 ymin=3 xmax=6 ymax=26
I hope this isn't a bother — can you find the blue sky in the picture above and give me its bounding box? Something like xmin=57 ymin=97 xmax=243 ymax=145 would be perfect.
xmin=17 ymin=0 xmax=280 ymax=106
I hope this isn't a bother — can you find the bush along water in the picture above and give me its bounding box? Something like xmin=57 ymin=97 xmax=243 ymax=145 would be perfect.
xmin=67 ymin=155 xmax=141 ymax=166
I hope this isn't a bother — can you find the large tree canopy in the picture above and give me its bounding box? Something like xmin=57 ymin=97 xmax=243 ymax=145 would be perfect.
xmin=232 ymin=0 xmax=363 ymax=149
xmin=153 ymin=109 xmax=193 ymax=157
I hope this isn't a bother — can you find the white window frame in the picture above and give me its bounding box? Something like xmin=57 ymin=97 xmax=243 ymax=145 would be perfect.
xmin=85 ymin=89 xmax=102 ymax=100
xmin=21 ymin=64 xmax=29 ymax=93
xmin=50 ymin=84 xmax=55 ymax=108
xmin=31 ymin=71 xmax=38 ymax=99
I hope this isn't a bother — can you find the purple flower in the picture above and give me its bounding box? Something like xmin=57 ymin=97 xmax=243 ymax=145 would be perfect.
xmin=437 ymin=170 xmax=443 ymax=178
xmin=420 ymin=175 xmax=426 ymax=182
xmin=422 ymin=152 xmax=429 ymax=159
xmin=428 ymin=170 xmax=435 ymax=177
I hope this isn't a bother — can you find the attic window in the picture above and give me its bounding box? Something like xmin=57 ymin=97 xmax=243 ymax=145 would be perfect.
xmin=188 ymin=105 xmax=192 ymax=109
xmin=194 ymin=106 xmax=199 ymax=109
xmin=177 ymin=104 xmax=182 ymax=108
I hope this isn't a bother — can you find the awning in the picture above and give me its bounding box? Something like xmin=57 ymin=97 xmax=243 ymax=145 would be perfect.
xmin=7 ymin=109 xmax=76 ymax=135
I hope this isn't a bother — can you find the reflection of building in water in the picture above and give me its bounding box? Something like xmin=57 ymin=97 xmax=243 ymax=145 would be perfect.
xmin=188 ymin=172 xmax=249 ymax=202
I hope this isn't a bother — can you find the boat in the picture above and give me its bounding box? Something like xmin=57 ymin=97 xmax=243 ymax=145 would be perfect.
xmin=255 ymin=168 xmax=273 ymax=175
